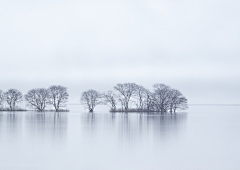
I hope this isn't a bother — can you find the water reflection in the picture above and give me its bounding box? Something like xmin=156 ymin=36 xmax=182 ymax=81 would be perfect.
xmin=0 ymin=112 xmax=23 ymax=142
xmin=0 ymin=111 xmax=186 ymax=144
xmin=81 ymin=112 xmax=187 ymax=142
xmin=25 ymin=112 xmax=67 ymax=141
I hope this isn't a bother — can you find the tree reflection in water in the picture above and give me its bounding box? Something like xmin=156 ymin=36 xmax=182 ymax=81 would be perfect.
xmin=81 ymin=112 xmax=187 ymax=143
xmin=25 ymin=112 xmax=67 ymax=142
xmin=0 ymin=112 xmax=23 ymax=142
xmin=0 ymin=111 xmax=186 ymax=144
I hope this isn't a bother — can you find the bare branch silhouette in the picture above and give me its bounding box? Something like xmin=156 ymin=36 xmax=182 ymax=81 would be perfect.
xmin=48 ymin=85 xmax=69 ymax=112
xmin=134 ymin=85 xmax=148 ymax=109
xmin=0 ymin=90 xmax=4 ymax=108
xmin=4 ymin=89 xmax=23 ymax=111
xmin=25 ymin=88 xmax=49 ymax=111
xmin=152 ymin=84 xmax=172 ymax=113
xmin=81 ymin=89 xmax=101 ymax=112
xmin=114 ymin=83 xmax=138 ymax=111
xmin=102 ymin=91 xmax=118 ymax=111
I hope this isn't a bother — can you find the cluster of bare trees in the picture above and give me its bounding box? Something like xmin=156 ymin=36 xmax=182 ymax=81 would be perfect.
xmin=0 ymin=85 xmax=69 ymax=112
xmin=80 ymin=83 xmax=188 ymax=113
xmin=25 ymin=85 xmax=69 ymax=111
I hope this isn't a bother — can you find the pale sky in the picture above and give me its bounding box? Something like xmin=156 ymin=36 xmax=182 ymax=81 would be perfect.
xmin=0 ymin=0 xmax=239 ymax=104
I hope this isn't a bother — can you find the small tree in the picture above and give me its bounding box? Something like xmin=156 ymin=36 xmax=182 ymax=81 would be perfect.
xmin=173 ymin=96 xmax=188 ymax=113
xmin=152 ymin=84 xmax=171 ymax=113
xmin=81 ymin=89 xmax=101 ymax=112
xmin=134 ymin=85 xmax=147 ymax=109
xmin=48 ymin=85 xmax=69 ymax=111
xmin=143 ymin=89 xmax=154 ymax=111
xmin=0 ymin=90 xmax=4 ymax=108
xmin=4 ymin=89 xmax=23 ymax=110
xmin=102 ymin=91 xmax=118 ymax=111
xmin=114 ymin=83 xmax=138 ymax=111
xmin=25 ymin=88 xmax=49 ymax=111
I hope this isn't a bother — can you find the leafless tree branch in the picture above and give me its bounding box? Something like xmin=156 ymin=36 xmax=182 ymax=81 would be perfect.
xmin=4 ymin=89 xmax=23 ymax=111
xmin=48 ymin=85 xmax=69 ymax=112
xmin=25 ymin=88 xmax=49 ymax=111
xmin=81 ymin=89 xmax=102 ymax=112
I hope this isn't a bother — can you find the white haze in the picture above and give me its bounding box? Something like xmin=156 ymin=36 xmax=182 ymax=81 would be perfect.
xmin=0 ymin=0 xmax=240 ymax=104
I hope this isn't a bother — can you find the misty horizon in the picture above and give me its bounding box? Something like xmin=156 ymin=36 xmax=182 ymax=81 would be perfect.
xmin=1 ymin=0 xmax=239 ymax=104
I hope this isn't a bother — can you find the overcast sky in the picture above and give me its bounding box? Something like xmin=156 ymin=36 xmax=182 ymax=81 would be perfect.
xmin=0 ymin=0 xmax=239 ymax=104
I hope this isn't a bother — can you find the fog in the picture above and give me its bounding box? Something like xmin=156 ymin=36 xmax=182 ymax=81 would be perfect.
xmin=0 ymin=0 xmax=240 ymax=104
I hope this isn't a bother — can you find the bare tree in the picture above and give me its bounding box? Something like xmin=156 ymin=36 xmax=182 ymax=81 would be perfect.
xmin=143 ymin=89 xmax=154 ymax=111
xmin=48 ymin=85 xmax=69 ymax=111
xmin=114 ymin=83 xmax=138 ymax=111
xmin=167 ymin=89 xmax=188 ymax=113
xmin=81 ymin=89 xmax=102 ymax=112
xmin=168 ymin=89 xmax=180 ymax=113
xmin=173 ymin=95 xmax=188 ymax=113
xmin=134 ymin=85 xmax=148 ymax=109
xmin=4 ymin=89 xmax=23 ymax=110
xmin=25 ymin=88 xmax=49 ymax=111
xmin=118 ymin=97 xmax=125 ymax=111
xmin=152 ymin=84 xmax=172 ymax=113
xmin=0 ymin=90 xmax=4 ymax=108
xmin=102 ymin=91 xmax=118 ymax=111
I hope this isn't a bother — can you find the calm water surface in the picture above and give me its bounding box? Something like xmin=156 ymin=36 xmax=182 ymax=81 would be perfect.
xmin=0 ymin=106 xmax=239 ymax=170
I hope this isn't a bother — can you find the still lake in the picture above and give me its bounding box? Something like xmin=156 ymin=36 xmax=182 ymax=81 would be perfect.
xmin=0 ymin=105 xmax=239 ymax=170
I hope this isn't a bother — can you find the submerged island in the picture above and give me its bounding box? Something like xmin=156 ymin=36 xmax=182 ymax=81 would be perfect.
xmin=81 ymin=83 xmax=188 ymax=114
xmin=0 ymin=85 xmax=69 ymax=112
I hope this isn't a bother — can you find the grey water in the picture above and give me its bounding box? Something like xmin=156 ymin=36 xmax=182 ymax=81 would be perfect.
xmin=0 ymin=106 xmax=240 ymax=170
